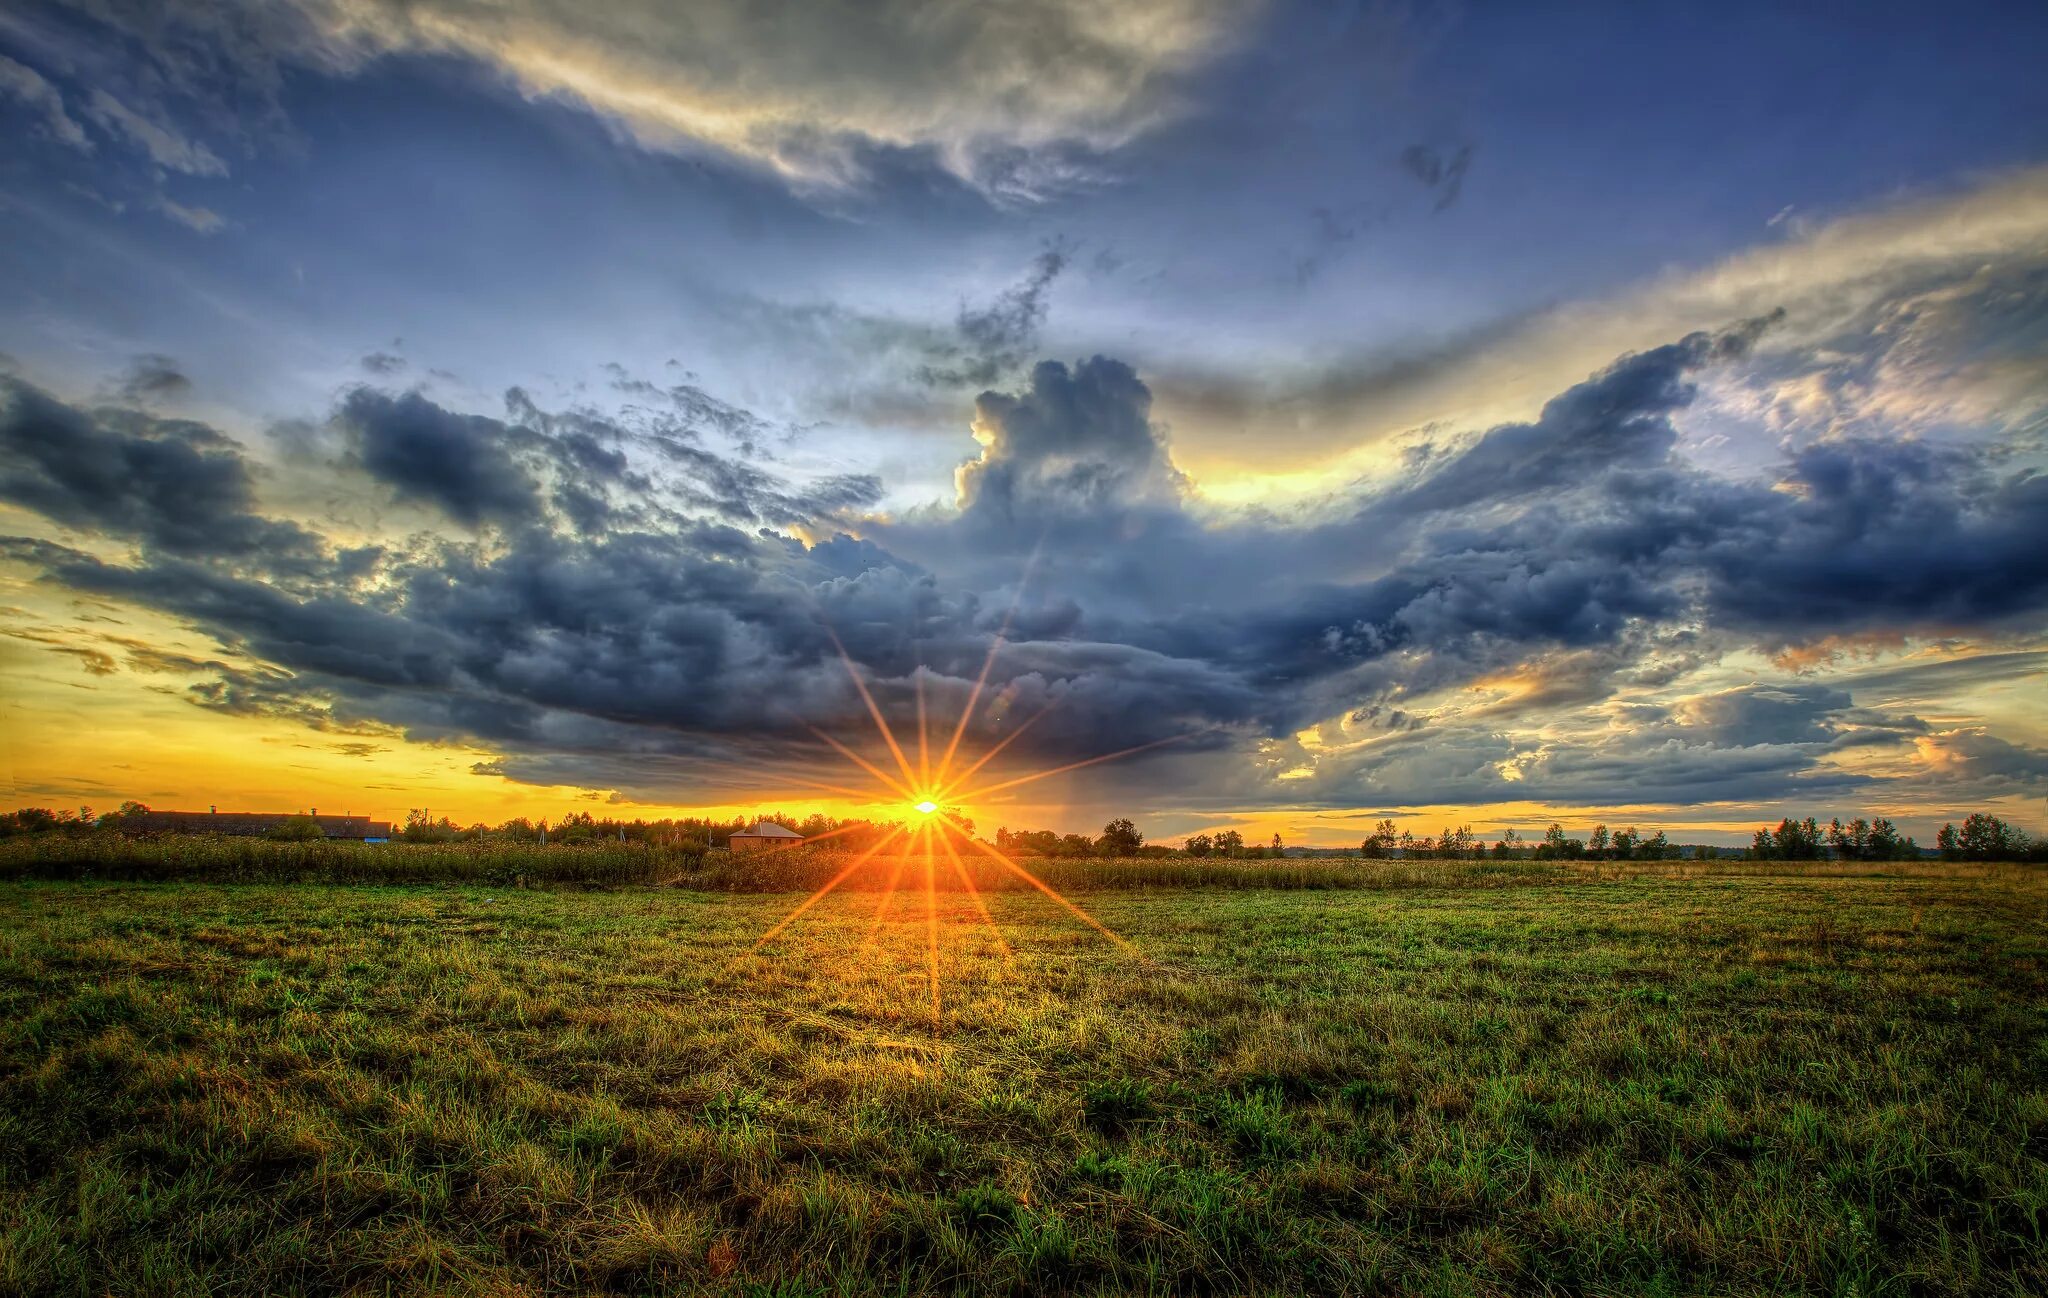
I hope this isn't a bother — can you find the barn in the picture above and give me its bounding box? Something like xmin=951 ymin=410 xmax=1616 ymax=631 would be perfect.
xmin=728 ymin=820 xmax=804 ymax=853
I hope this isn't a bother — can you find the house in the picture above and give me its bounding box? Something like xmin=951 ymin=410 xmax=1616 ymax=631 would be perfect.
xmin=728 ymin=820 xmax=804 ymax=853
xmin=125 ymin=809 xmax=394 ymax=840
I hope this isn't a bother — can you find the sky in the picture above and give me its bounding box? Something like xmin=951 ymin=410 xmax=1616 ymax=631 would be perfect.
xmin=2 ymin=0 xmax=2046 ymax=846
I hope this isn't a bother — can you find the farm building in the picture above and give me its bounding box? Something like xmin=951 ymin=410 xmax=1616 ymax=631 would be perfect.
xmin=125 ymin=810 xmax=393 ymax=840
xmin=729 ymin=820 xmax=803 ymax=852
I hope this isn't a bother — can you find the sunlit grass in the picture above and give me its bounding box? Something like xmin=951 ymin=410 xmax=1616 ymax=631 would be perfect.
xmin=2 ymin=867 xmax=2043 ymax=1295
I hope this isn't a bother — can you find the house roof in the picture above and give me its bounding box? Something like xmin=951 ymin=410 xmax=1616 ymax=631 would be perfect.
xmin=736 ymin=820 xmax=803 ymax=838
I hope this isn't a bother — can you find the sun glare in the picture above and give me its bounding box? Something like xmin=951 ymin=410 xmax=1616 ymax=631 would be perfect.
xmin=742 ymin=620 xmax=1187 ymax=1027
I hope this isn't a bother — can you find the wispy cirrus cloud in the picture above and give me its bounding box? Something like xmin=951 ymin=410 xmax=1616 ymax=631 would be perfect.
xmin=20 ymin=0 xmax=1261 ymax=200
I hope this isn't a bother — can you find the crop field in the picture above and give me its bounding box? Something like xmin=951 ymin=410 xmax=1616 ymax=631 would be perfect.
xmin=2 ymin=867 xmax=2044 ymax=1296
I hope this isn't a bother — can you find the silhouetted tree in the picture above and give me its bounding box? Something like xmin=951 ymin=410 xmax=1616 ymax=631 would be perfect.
xmin=1097 ymin=818 xmax=1143 ymax=856
xmin=1938 ymin=812 xmax=2026 ymax=861
xmin=1362 ymin=819 xmax=1397 ymax=858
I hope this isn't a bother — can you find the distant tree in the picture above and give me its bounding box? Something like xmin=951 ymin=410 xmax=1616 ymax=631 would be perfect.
xmin=1212 ymin=829 xmax=1245 ymax=857
xmin=1097 ymin=818 xmax=1143 ymax=856
xmin=267 ymin=814 xmax=324 ymax=842
xmin=1270 ymin=832 xmax=1284 ymax=857
xmin=1535 ymin=823 xmax=1584 ymax=860
xmin=1637 ymin=830 xmax=1670 ymax=861
xmin=1491 ymin=828 xmax=1521 ymax=859
xmin=1865 ymin=818 xmax=1909 ymax=860
xmin=117 ymin=800 xmax=151 ymax=819
xmin=1362 ymin=819 xmax=1397 ymax=858
xmin=0 ymin=807 xmax=61 ymax=836
xmin=1184 ymin=833 xmax=1214 ymax=857
xmin=1752 ymin=816 xmax=1824 ymax=860
xmin=403 ymin=808 xmax=459 ymax=844
xmin=1939 ymin=812 xmax=2026 ymax=861
xmin=1589 ymin=825 xmax=1610 ymax=859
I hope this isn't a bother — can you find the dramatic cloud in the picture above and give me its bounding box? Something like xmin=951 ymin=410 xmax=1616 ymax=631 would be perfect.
xmin=3 ymin=309 xmax=2044 ymax=819
xmin=29 ymin=0 xmax=1256 ymax=198
xmin=0 ymin=374 xmax=314 ymax=559
xmin=337 ymin=388 xmax=545 ymax=529
xmin=1151 ymin=165 xmax=2048 ymax=481
xmin=956 ymin=355 xmax=1186 ymax=526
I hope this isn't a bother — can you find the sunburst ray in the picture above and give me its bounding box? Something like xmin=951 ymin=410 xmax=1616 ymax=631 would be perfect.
xmin=936 ymin=823 xmax=1011 ymax=960
xmin=932 ymin=700 xmax=1055 ymax=800
xmin=826 ymin=627 xmax=920 ymax=790
xmin=862 ymin=853 xmax=910 ymax=948
xmin=748 ymin=823 xmax=906 ymax=952
xmin=808 ymin=725 xmax=916 ymax=801
xmin=946 ymin=730 xmax=1196 ymax=805
xmin=921 ymin=825 xmax=942 ymax=1023
xmin=934 ymin=814 xmax=1134 ymax=954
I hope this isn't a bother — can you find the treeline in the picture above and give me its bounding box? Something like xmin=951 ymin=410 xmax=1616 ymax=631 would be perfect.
xmin=6 ymin=803 xmax=2042 ymax=864
xmin=996 ymin=821 xmax=1294 ymax=859
xmin=386 ymin=808 xmax=906 ymax=851
xmin=0 ymin=804 xmax=902 ymax=851
xmin=1355 ymin=821 xmax=1696 ymax=861
xmin=1750 ymin=812 xmax=2047 ymax=863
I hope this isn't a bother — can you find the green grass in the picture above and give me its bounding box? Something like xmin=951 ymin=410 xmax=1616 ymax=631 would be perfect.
xmin=1 ymin=869 xmax=2043 ymax=1295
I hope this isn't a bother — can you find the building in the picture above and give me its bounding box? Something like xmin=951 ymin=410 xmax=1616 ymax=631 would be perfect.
xmin=125 ymin=809 xmax=393 ymax=840
xmin=728 ymin=820 xmax=803 ymax=853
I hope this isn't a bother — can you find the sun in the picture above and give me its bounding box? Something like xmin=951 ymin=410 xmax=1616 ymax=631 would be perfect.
xmin=742 ymin=614 xmax=1190 ymax=1028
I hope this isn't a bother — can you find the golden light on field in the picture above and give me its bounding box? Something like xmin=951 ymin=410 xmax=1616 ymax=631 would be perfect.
xmin=743 ymin=624 xmax=1170 ymax=1025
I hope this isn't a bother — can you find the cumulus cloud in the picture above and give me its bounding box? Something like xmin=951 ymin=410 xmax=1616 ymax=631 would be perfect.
xmin=956 ymin=355 xmax=1186 ymax=526
xmin=3 ymin=320 xmax=2044 ymax=816
xmin=337 ymin=388 xmax=545 ymax=529
xmin=0 ymin=374 xmax=317 ymax=559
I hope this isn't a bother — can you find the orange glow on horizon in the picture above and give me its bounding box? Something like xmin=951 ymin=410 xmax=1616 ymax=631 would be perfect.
xmin=740 ymin=622 xmax=1166 ymax=1026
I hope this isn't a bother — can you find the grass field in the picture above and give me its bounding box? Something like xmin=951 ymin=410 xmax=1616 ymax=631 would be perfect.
xmin=2 ymin=868 xmax=2044 ymax=1296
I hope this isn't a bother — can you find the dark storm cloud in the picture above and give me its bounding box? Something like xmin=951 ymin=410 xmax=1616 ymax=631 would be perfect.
xmin=1696 ymin=438 xmax=2048 ymax=639
xmin=0 ymin=373 xmax=315 ymax=559
xmin=337 ymin=388 xmax=545 ymax=529
xmin=5 ymin=321 xmax=2047 ymax=810
xmin=956 ymin=355 xmax=1185 ymax=529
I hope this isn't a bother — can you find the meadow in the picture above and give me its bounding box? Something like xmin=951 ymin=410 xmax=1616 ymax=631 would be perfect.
xmin=1 ymin=864 xmax=2043 ymax=1296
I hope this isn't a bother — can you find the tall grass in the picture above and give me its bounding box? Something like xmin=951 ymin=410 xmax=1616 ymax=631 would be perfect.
xmin=0 ymin=832 xmax=677 ymax=886
xmin=5 ymin=831 xmax=2034 ymax=891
